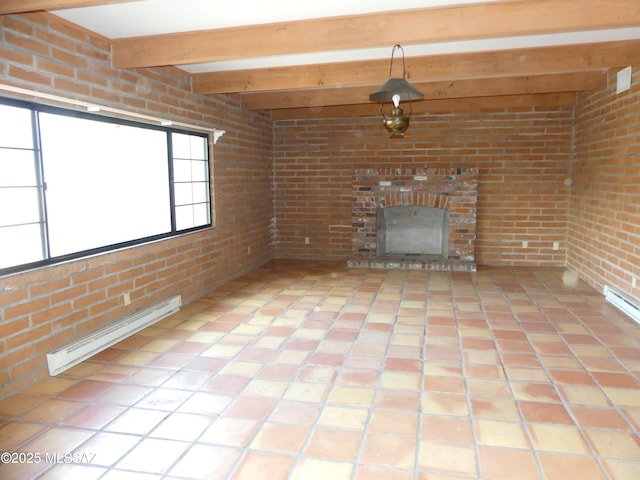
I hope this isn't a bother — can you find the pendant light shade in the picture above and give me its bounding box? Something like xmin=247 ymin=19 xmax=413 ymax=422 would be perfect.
xmin=369 ymin=77 xmax=424 ymax=103
xmin=370 ymin=44 xmax=423 ymax=138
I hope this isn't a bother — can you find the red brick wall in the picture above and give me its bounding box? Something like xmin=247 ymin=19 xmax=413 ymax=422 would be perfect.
xmin=569 ymin=66 xmax=640 ymax=297
xmin=0 ymin=13 xmax=274 ymax=397
xmin=273 ymin=110 xmax=573 ymax=266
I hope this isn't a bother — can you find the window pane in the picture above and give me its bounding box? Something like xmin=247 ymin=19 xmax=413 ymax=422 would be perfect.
xmin=172 ymin=133 xmax=191 ymax=159
xmin=192 ymin=203 xmax=209 ymax=227
xmin=175 ymin=204 xmax=194 ymax=230
xmin=192 ymin=182 xmax=208 ymax=203
xmin=0 ymin=187 xmax=41 ymax=225
xmin=188 ymin=136 xmax=207 ymax=160
xmin=191 ymin=160 xmax=207 ymax=182
xmin=176 ymin=202 xmax=209 ymax=229
xmin=0 ymin=104 xmax=34 ymax=149
xmin=0 ymin=149 xmax=38 ymax=186
xmin=174 ymin=183 xmax=193 ymax=206
xmin=174 ymin=182 xmax=208 ymax=205
xmin=39 ymin=113 xmax=172 ymax=256
xmin=172 ymin=132 xmax=206 ymax=160
xmin=173 ymin=159 xmax=192 ymax=182
xmin=0 ymin=224 xmax=44 ymax=268
xmin=173 ymin=159 xmax=208 ymax=183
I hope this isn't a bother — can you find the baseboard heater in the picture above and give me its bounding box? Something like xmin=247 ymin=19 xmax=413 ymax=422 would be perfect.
xmin=603 ymin=286 xmax=640 ymax=325
xmin=46 ymin=295 xmax=182 ymax=376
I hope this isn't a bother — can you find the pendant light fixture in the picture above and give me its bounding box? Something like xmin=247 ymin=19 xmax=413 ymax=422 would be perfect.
xmin=369 ymin=44 xmax=424 ymax=138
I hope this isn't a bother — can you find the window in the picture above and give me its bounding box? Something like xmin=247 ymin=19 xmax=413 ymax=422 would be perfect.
xmin=172 ymin=132 xmax=211 ymax=230
xmin=0 ymin=98 xmax=211 ymax=274
xmin=0 ymin=104 xmax=44 ymax=268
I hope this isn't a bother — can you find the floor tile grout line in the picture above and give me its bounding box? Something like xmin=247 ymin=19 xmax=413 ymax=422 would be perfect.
xmin=207 ymin=264 xmax=366 ymax=479
xmin=531 ymin=269 xmax=640 ymax=435
xmin=83 ymin=355 xmax=213 ymax=477
xmin=5 ymin=393 xmax=122 ymax=479
xmin=525 ymin=269 xmax=637 ymax=479
xmin=453 ymin=269 xmax=486 ymax=480
xmin=510 ymin=268 xmax=612 ymax=479
xmin=172 ymin=267 xmax=307 ymax=479
xmin=421 ymin=271 xmax=471 ymax=478
xmin=531 ymin=272 xmax=635 ymax=410
xmin=535 ymin=269 xmax=640 ymax=375
xmin=222 ymin=266 xmax=329 ymax=480
xmin=414 ymin=269 xmax=430 ymax=480
xmin=512 ymin=268 xmax=587 ymax=479
xmin=283 ymin=267 xmax=369 ymax=479
xmin=346 ymin=268 xmax=400 ymax=480
xmin=75 ymin=270 xmax=294 ymax=478
xmin=2 ymin=262 xmax=639 ymax=480
xmin=470 ymin=270 xmax=616 ymax=478
xmin=490 ymin=268 xmax=555 ymax=479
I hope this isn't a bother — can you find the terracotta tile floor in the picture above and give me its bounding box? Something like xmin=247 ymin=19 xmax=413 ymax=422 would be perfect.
xmin=1 ymin=260 xmax=640 ymax=479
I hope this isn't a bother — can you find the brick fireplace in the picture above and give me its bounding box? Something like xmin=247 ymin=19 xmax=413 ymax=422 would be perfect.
xmin=348 ymin=167 xmax=478 ymax=271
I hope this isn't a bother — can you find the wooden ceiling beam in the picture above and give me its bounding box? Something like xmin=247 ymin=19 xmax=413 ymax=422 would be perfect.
xmin=113 ymin=0 xmax=640 ymax=68
xmin=0 ymin=0 xmax=139 ymax=14
xmin=271 ymin=93 xmax=578 ymax=120
xmin=193 ymin=40 xmax=640 ymax=94
xmin=239 ymin=71 xmax=605 ymax=111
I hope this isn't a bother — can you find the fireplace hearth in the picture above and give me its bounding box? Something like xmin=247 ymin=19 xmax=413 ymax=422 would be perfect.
xmin=348 ymin=167 xmax=478 ymax=271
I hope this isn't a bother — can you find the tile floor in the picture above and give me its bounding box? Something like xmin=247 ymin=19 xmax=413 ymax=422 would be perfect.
xmin=1 ymin=260 xmax=640 ymax=479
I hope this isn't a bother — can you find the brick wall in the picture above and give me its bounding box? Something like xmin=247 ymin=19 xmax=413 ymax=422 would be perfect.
xmin=0 ymin=13 xmax=274 ymax=397
xmin=569 ymin=66 xmax=640 ymax=298
xmin=273 ymin=109 xmax=573 ymax=266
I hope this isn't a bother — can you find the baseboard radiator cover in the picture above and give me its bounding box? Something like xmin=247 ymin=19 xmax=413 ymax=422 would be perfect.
xmin=46 ymin=295 xmax=182 ymax=376
xmin=603 ymin=286 xmax=640 ymax=325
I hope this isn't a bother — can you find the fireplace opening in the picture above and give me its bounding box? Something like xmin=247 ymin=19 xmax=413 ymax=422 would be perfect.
xmin=376 ymin=206 xmax=449 ymax=258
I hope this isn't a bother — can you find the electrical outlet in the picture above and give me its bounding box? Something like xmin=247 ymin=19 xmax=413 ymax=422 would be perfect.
xmin=247 ymin=246 xmax=251 ymax=254
xmin=522 ymin=241 xmax=528 ymax=248
xmin=633 ymin=277 xmax=637 ymax=288
xmin=305 ymin=237 xmax=310 ymax=244
xmin=123 ymin=292 xmax=131 ymax=306
xmin=553 ymin=242 xmax=559 ymax=251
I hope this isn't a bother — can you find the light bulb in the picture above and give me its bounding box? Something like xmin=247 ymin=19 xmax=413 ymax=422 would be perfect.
xmin=392 ymin=94 xmax=401 ymax=108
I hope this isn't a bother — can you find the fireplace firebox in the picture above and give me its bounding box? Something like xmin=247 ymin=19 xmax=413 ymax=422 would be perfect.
xmin=377 ymin=206 xmax=448 ymax=257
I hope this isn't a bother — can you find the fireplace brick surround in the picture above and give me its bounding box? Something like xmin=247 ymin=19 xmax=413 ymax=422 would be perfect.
xmin=348 ymin=167 xmax=478 ymax=271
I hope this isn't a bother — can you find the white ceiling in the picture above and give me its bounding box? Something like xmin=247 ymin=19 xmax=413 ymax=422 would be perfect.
xmin=54 ymin=0 xmax=499 ymax=37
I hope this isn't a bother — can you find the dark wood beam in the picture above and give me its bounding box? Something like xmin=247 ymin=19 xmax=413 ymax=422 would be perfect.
xmin=193 ymin=40 xmax=640 ymax=94
xmin=271 ymin=93 xmax=578 ymax=120
xmin=240 ymin=71 xmax=605 ymax=110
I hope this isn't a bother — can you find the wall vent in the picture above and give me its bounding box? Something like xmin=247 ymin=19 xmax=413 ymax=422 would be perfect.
xmin=603 ymin=286 xmax=640 ymax=325
xmin=46 ymin=295 xmax=182 ymax=376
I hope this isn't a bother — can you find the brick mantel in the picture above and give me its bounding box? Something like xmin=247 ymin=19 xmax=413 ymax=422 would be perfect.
xmin=349 ymin=167 xmax=478 ymax=270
